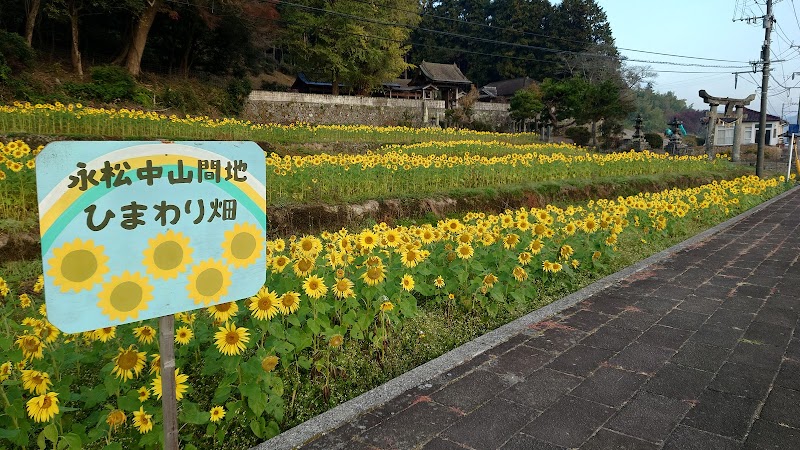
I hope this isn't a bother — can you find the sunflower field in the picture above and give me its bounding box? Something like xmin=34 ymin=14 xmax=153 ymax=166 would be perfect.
xmin=0 ymin=102 xmax=539 ymax=145
xmin=0 ymin=171 xmax=791 ymax=449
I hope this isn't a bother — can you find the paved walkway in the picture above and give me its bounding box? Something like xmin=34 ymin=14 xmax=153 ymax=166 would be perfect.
xmin=298 ymin=189 xmax=800 ymax=450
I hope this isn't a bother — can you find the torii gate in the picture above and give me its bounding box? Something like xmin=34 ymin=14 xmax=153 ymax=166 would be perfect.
xmin=699 ymin=90 xmax=756 ymax=161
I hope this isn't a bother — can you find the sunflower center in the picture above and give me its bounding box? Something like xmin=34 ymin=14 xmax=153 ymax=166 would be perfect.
xmin=367 ymin=268 xmax=382 ymax=280
xmin=225 ymin=331 xmax=239 ymax=344
xmin=24 ymin=338 xmax=40 ymax=352
xmin=281 ymin=296 xmax=295 ymax=307
xmin=118 ymin=351 xmax=139 ymax=370
xmin=216 ymin=303 xmax=232 ymax=312
xmin=297 ymin=259 xmax=312 ymax=272
xmin=153 ymin=241 xmax=183 ymax=270
xmin=231 ymin=233 xmax=256 ymax=259
xmin=32 ymin=374 xmax=43 ymax=384
xmin=336 ymin=280 xmax=349 ymax=291
xmin=41 ymin=397 xmax=52 ymax=408
xmin=308 ymin=280 xmax=319 ymax=290
xmin=196 ymin=268 xmax=223 ymax=297
xmin=258 ymin=298 xmax=271 ymax=309
xmin=110 ymin=281 xmax=144 ymax=312
xmin=301 ymin=241 xmax=313 ymax=252
xmin=61 ymin=250 xmax=98 ymax=282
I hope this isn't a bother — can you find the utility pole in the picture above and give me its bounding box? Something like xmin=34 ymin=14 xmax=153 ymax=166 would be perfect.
xmin=756 ymin=0 xmax=773 ymax=178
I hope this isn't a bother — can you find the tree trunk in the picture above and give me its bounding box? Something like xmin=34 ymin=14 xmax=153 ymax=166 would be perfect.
xmin=68 ymin=0 xmax=83 ymax=77
xmin=125 ymin=0 xmax=162 ymax=77
xmin=331 ymin=72 xmax=340 ymax=96
xmin=24 ymin=0 xmax=42 ymax=46
xmin=591 ymin=121 xmax=597 ymax=148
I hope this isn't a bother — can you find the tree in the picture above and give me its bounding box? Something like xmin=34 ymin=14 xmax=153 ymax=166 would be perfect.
xmin=24 ymin=0 xmax=42 ymax=46
xmin=47 ymin=0 xmax=87 ymax=76
xmin=575 ymin=78 xmax=633 ymax=147
xmin=509 ymin=84 xmax=543 ymax=129
xmin=123 ymin=0 xmax=163 ymax=77
xmin=279 ymin=0 xmax=420 ymax=95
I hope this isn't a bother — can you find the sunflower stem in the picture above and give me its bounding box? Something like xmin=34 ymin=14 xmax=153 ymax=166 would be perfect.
xmin=0 ymin=385 xmax=19 ymax=428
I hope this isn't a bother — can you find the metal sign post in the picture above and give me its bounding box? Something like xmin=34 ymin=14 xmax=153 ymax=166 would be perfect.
xmin=158 ymin=315 xmax=179 ymax=450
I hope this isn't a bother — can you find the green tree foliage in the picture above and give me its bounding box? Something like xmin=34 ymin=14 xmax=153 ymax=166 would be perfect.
xmin=509 ymin=84 xmax=544 ymax=122
xmin=279 ymin=0 xmax=420 ymax=95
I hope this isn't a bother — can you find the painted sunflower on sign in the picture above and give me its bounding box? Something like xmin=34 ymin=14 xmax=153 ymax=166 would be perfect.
xmin=221 ymin=222 xmax=264 ymax=268
xmin=47 ymin=238 xmax=109 ymax=292
xmin=186 ymin=259 xmax=232 ymax=305
xmin=97 ymin=272 xmax=154 ymax=322
xmin=142 ymin=230 xmax=193 ymax=280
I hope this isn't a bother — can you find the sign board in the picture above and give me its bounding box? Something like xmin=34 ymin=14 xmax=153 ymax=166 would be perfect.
xmin=36 ymin=141 xmax=267 ymax=333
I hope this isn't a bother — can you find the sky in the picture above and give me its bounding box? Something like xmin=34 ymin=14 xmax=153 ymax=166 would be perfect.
xmin=597 ymin=0 xmax=800 ymax=118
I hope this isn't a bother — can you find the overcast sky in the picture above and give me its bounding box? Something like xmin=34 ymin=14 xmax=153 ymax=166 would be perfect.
xmin=596 ymin=0 xmax=800 ymax=117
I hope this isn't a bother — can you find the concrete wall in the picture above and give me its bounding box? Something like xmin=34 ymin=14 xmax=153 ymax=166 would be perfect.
xmin=244 ymin=90 xmax=510 ymax=128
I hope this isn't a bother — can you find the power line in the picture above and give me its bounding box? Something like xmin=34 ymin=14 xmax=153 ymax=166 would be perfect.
xmin=270 ymin=0 xmax=753 ymax=69
xmin=265 ymin=14 xmax=737 ymax=76
xmin=341 ymin=0 xmax=752 ymax=64
xmin=791 ymin=0 xmax=800 ymax=32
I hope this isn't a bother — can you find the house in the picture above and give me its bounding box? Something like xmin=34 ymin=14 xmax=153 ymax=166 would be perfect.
xmin=411 ymin=62 xmax=472 ymax=109
xmin=714 ymin=107 xmax=785 ymax=147
xmin=480 ymin=77 xmax=536 ymax=103
xmin=378 ymin=79 xmax=438 ymax=100
xmin=291 ymin=73 xmax=348 ymax=95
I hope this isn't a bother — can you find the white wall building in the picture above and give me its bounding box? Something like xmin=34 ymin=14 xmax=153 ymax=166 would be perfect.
xmin=714 ymin=107 xmax=785 ymax=147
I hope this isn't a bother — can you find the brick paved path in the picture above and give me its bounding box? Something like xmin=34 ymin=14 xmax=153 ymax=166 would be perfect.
xmin=300 ymin=190 xmax=800 ymax=450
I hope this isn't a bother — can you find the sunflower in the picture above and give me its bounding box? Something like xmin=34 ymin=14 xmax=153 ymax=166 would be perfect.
xmin=186 ymin=259 xmax=233 ymax=305
xmin=400 ymin=248 xmax=422 ymax=268
xmin=434 ymin=276 xmax=445 ymax=289
xmin=47 ymin=238 xmax=109 ymax=292
xmin=221 ymin=222 xmax=264 ymax=268
xmin=133 ymin=325 xmax=156 ymax=345
xmin=137 ymin=386 xmax=150 ymax=402
xmin=21 ymin=370 xmax=52 ymax=394
xmin=559 ymin=245 xmax=574 ymax=260
xmin=401 ymin=274 xmax=415 ymax=292
xmin=132 ymin=406 xmax=154 ymax=434
xmin=112 ymin=345 xmax=147 ymax=381
xmin=278 ymin=292 xmax=301 ymax=315
xmin=456 ymin=243 xmax=474 ymax=260
xmin=292 ymin=258 xmax=315 ymax=278
xmin=26 ymin=392 xmax=59 ymax=423
xmin=270 ymin=255 xmax=290 ymax=273
xmin=513 ymin=266 xmax=528 ymax=282
xmin=543 ymin=260 xmax=554 ymax=273
xmin=483 ymin=273 xmax=498 ymax=288
xmin=149 ymin=354 xmax=161 ymax=375
xmin=261 ymin=355 xmax=280 ymax=372
xmin=176 ymin=312 xmax=197 ymax=325
xmin=332 ymin=278 xmax=355 ymax=299
xmin=0 ymin=362 xmax=12 ymax=382
xmin=571 ymin=259 xmax=581 ymax=269
xmin=380 ymin=301 xmax=394 ymax=312
xmin=518 ymin=252 xmax=532 ymax=266
xmin=97 ymin=271 xmax=154 ymax=322
xmin=329 ymin=334 xmax=344 ymax=348
xmin=38 ymin=321 xmax=60 ymax=345
xmin=551 ymin=262 xmax=563 ymax=273
xmin=16 ymin=334 xmax=44 ymax=361
xmin=358 ymin=231 xmax=379 ymax=252
xmin=384 ymin=230 xmax=401 ymax=247
xmin=209 ymin=406 xmax=226 ymax=423
xmin=297 ymin=235 xmax=321 ymax=257
xmin=93 ymin=326 xmax=117 ymax=342
xmin=106 ymin=409 xmax=126 ymax=431
xmin=174 ymin=326 xmax=193 ymax=345
xmin=592 ymin=251 xmax=602 ymax=260
xmin=303 ymin=275 xmax=328 ymax=299
xmin=503 ymin=233 xmax=520 ymax=249
xmin=142 ymin=230 xmax=193 ymax=280
xmin=207 ymin=302 xmax=238 ymax=322
xmin=151 ymin=368 xmax=189 ymax=400
xmin=33 ymin=275 xmax=44 ymax=294
xmin=19 ymin=293 xmax=31 ymax=308
xmin=529 ymin=240 xmax=544 ymax=255
xmin=248 ymin=287 xmax=280 ymax=320
xmin=214 ymin=322 xmax=250 ymax=356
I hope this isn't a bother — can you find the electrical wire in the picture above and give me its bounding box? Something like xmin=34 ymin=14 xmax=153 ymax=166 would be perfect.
xmin=268 ymin=0 xmax=753 ymax=69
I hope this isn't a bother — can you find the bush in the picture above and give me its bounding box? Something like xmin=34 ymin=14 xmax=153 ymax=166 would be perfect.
xmin=0 ymin=30 xmax=34 ymax=82
xmin=644 ymin=132 xmax=664 ymax=149
xmin=565 ymin=127 xmax=591 ymax=146
xmin=64 ymin=65 xmax=137 ymax=102
xmin=221 ymin=77 xmax=252 ymax=116
xmin=161 ymin=85 xmax=202 ymax=114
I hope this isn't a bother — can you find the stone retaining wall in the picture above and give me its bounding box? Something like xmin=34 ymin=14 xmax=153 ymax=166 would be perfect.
xmin=244 ymin=91 xmax=510 ymax=128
